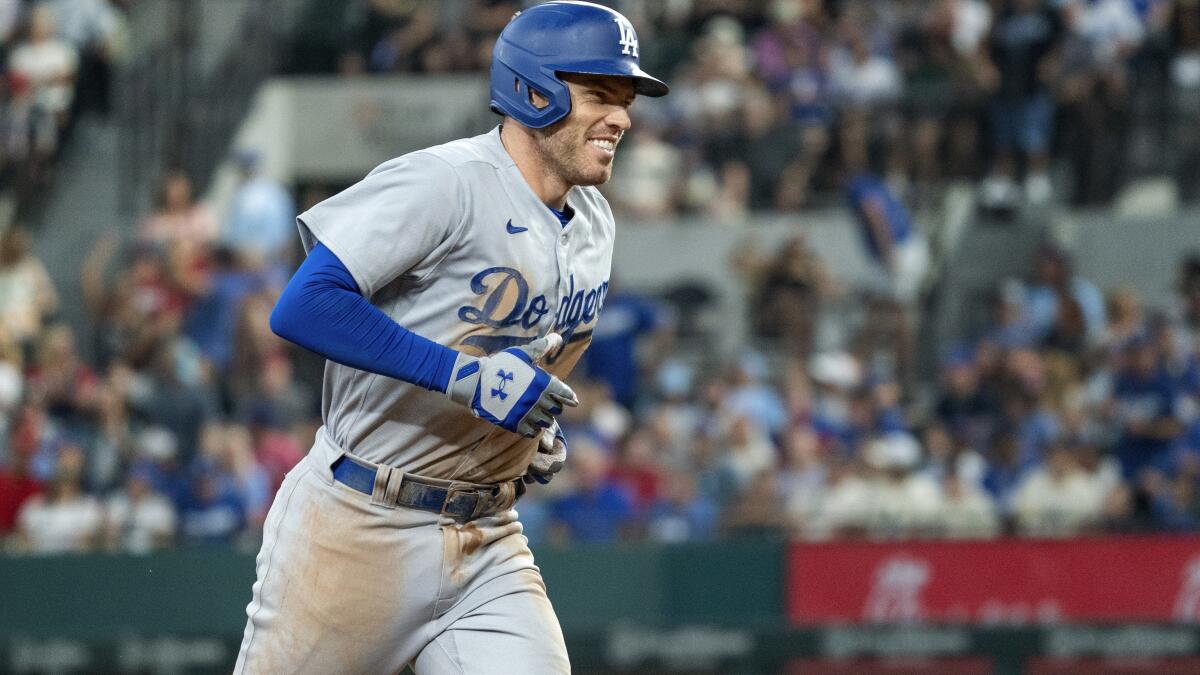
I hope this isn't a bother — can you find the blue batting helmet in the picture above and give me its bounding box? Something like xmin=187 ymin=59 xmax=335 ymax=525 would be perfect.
xmin=489 ymin=1 xmax=669 ymax=129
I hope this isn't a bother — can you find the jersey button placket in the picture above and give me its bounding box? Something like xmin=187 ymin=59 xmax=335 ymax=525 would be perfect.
xmin=555 ymin=226 xmax=571 ymax=324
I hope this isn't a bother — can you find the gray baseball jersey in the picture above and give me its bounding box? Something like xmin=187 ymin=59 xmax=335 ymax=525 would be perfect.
xmin=297 ymin=125 xmax=612 ymax=483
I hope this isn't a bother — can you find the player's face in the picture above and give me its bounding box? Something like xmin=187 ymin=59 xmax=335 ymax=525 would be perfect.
xmin=533 ymin=73 xmax=635 ymax=187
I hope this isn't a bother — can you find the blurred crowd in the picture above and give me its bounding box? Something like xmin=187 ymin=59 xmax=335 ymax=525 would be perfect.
xmin=5 ymin=0 xmax=1200 ymax=556
xmin=0 ymin=152 xmax=309 ymax=554
xmin=4 ymin=158 xmax=1200 ymax=550
xmin=297 ymin=0 xmax=1200 ymax=213
xmin=520 ymin=243 xmax=1200 ymax=545
xmin=0 ymin=0 xmax=126 ymax=201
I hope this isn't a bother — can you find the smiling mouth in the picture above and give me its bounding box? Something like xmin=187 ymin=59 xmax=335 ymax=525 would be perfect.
xmin=588 ymin=139 xmax=616 ymax=152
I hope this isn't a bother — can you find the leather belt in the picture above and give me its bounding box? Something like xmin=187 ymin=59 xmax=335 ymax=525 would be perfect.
xmin=330 ymin=455 xmax=523 ymax=523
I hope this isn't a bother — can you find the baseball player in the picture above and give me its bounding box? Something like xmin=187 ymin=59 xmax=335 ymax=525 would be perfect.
xmin=233 ymin=3 xmax=668 ymax=673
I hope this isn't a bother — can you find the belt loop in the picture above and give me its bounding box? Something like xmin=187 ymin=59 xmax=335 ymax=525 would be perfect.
xmin=370 ymin=464 xmax=401 ymax=508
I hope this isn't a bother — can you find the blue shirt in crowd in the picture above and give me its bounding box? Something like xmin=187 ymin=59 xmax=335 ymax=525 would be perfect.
xmin=584 ymin=291 xmax=661 ymax=408
xmin=550 ymin=484 xmax=635 ymax=544
xmin=846 ymin=173 xmax=912 ymax=262
xmin=184 ymin=267 xmax=262 ymax=371
xmin=223 ymin=176 xmax=295 ymax=259
xmin=1113 ymin=367 xmax=1179 ymax=479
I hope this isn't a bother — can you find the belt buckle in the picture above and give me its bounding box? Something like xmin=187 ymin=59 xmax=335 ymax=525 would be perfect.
xmin=440 ymin=484 xmax=478 ymax=522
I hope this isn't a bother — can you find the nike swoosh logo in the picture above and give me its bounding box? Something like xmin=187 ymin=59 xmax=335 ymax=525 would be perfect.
xmin=505 ymin=219 xmax=528 ymax=234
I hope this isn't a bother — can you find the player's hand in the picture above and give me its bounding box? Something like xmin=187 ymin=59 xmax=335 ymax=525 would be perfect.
xmin=524 ymin=420 xmax=567 ymax=485
xmin=445 ymin=333 xmax=578 ymax=437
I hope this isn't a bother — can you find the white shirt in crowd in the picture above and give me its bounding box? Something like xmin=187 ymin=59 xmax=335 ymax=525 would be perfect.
xmin=106 ymin=492 xmax=177 ymax=554
xmin=18 ymin=494 xmax=103 ymax=554
xmin=831 ymin=52 xmax=901 ymax=108
xmin=939 ymin=477 xmax=1000 ymax=539
xmin=1013 ymin=465 xmax=1106 ymax=537
xmin=9 ymin=38 xmax=78 ymax=113
xmin=0 ymin=255 xmax=58 ymax=342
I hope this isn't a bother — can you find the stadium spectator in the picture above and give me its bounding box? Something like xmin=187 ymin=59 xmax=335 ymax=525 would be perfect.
xmin=847 ymin=172 xmax=929 ymax=305
xmin=136 ymin=171 xmax=219 ymax=249
xmin=982 ymin=429 xmax=1031 ymax=518
xmin=124 ymin=336 xmax=213 ymax=467
xmin=25 ymin=324 xmax=100 ymax=435
xmin=645 ymin=472 xmax=718 ymax=543
xmin=808 ymin=350 xmax=863 ymax=452
xmin=0 ymin=438 xmax=41 ymax=537
xmin=249 ymin=417 xmax=305 ymax=497
xmin=1021 ymin=245 xmax=1107 ymax=345
xmin=723 ymin=468 xmax=789 ymax=538
xmin=723 ymin=352 xmax=789 ymax=439
xmin=222 ymin=149 xmax=297 ymax=269
xmin=206 ymin=422 xmax=271 ymax=530
xmin=861 ymin=432 xmax=944 ymax=538
xmin=1111 ymin=335 xmax=1183 ymax=483
xmin=1012 ymin=442 xmax=1105 ymax=536
xmin=977 ymin=0 xmax=1064 ymax=208
xmin=1171 ymin=254 xmax=1200 ymax=349
xmin=608 ymin=427 xmax=664 ymax=515
xmin=7 ymin=4 xmax=78 ymax=185
xmin=236 ymin=352 xmax=313 ymax=433
xmin=0 ymin=0 xmax=19 ymax=46
xmin=937 ymin=475 xmax=999 ymax=538
xmin=181 ymin=245 xmax=268 ymax=376
xmin=605 ymin=119 xmax=685 ymax=219
xmin=0 ymin=327 xmax=21 ymax=432
xmin=178 ymin=457 xmax=247 ymax=546
xmin=549 ymin=439 xmax=635 ymax=544
xmin=752 ymin=2 xmax=833 ymax=210
xmin=1100 ymin=288 xmax=1145 ymax=355
xmin=1057 ymin=0 xmax=1144 ymax=205
xmin=830 ymin=10 xmax=902 ymax=177
xmin=583 ymin=282 xmax=668 ymax=411
xmin=15 ymin=444 xmax=102 ymax=553
xmin=934 ymin=347 xmax=996 ymax=446
xmin=132 ymin=425 xmax=189 ymax=510
xmin=0 ymin=226 xmax=58 ymax=350
xmin=717 ymin=415 xmax=777 ymax=495
xmin=42 ymin=0 xmax=125 ymax=115
xmin=896 ymin=0 xmax=991 ymax=191
xmin=86 ymin=361 xmax=133 ymax=491
xmin=228 ymin=288 xmax=286 ymax=401
xmin=780 ymin=425 xmax=829 ymax=535
xmin=808 ymin=456 xmax=873 ymax=539
xmin=103 ymin=463 xmax=176 ymax=553
xmin=368 ymin=5 xmax=439 ymax=73
xmin=80 ymin=235 xmax=190 ymax=369
xmin=737 ymin=234 xmax=832 ymax=359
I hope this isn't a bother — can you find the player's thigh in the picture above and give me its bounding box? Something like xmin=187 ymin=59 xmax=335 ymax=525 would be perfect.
xmin=413 ymin=569 xmax=569 ymax=675
xmin=237 ymin=469 xmax=438 ymax=674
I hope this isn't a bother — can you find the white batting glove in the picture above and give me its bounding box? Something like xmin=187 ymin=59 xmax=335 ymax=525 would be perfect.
xmin=524 ymin=420 xmax=567 ymax=485
xmin=445 ymin=333 xmax=577 ymax=437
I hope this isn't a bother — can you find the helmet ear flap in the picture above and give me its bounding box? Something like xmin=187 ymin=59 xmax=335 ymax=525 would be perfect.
xmin=489 ymin=59 xmax=571 ymax=128
xmin=527 ymin=83 xmax=550 ymax=110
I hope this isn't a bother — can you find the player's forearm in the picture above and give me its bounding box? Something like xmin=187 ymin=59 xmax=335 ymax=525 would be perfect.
xmin=270 ymin=242 xmax=457 ymax=392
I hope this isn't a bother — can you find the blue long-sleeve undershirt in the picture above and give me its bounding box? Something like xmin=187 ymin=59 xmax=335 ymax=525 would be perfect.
xmin=268 ymin=242 xmax=457 ymax=392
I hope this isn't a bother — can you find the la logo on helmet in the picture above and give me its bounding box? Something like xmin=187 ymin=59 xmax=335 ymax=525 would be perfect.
xmin=615 ymin=17 xmax=638 ymax=57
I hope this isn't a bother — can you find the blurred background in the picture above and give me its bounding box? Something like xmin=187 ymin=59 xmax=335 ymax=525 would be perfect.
xmin=2 ymin=0 xmax=1200 ymax=673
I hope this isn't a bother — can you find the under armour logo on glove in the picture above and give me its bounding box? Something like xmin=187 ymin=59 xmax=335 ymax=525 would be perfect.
xmin=446 ymin=333 xmax=578 ymax=437
xmin=491 ymin=370 xmax=514 ymax=400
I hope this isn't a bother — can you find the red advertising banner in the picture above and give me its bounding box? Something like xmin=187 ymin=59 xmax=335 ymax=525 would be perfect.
xmin=787 ymin=536 xmax=1200 ymax=625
